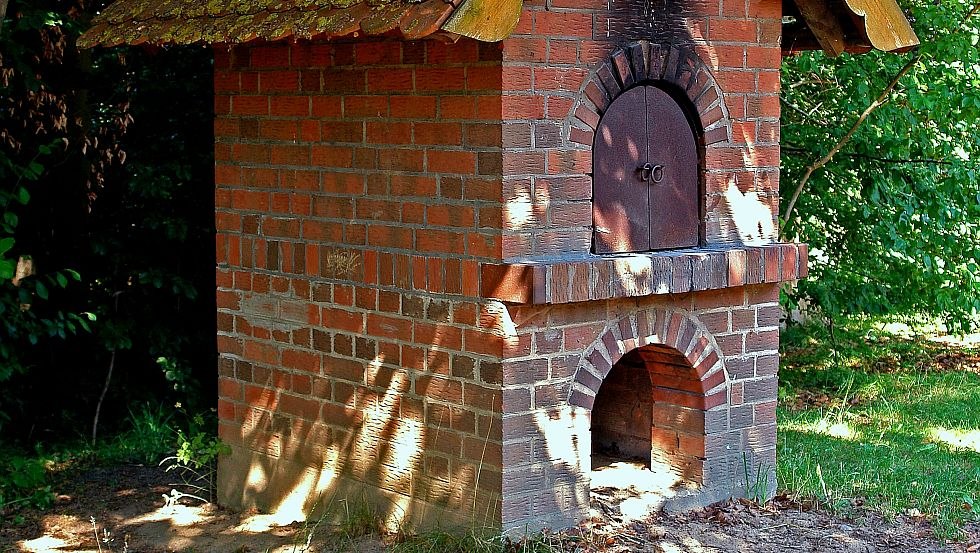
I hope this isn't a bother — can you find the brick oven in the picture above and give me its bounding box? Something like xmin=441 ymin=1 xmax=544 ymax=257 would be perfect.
xmin=81 ymin=0 xmax=917 ymax=533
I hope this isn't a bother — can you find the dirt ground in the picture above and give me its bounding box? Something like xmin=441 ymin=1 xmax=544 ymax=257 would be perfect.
xmin=1 ymin=464 xmax=978 ymax=553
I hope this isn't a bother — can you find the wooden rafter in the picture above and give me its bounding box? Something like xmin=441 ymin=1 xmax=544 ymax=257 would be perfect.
xmin=792 ymin=0 xmax=848 ymax=57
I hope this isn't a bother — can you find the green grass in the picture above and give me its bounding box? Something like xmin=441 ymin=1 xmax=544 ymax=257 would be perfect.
xmin=390 ymin=529 xmax=570 ymax=553
xmin=777 ymin=317 xmax=980 ymax=538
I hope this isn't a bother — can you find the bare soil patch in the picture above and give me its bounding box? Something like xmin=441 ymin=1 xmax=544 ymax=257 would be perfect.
xmin=1 ymin=464 xmax=977 ymax=552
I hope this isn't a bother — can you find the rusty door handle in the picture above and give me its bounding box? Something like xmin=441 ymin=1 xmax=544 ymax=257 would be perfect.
xmin=651 ymin=164 xmax=664 ymax=183
xmin=638 ymin=163 xmax=665 ymax=183
xmin=638 ymin=163 xmax=654 ymax=181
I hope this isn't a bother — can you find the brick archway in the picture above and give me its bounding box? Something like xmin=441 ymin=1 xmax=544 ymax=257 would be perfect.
xmin=568 ymin=308 xmax=730 ymax=496
xmin=569 ymin=308 xmax=729 ymax=411
xmin=569 ymin=41 xmax=733 ymax=148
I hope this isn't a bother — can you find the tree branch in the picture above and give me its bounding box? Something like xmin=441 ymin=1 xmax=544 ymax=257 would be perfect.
xmin=781 ymin=1 xmax=980 ymax=239
xmin=782 ymin=146 xmax=955 ymax=166
xmin=780 ymin=54 xmax=920 ymax=238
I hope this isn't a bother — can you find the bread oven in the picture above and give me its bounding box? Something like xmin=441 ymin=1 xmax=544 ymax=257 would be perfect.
xmin=81 ymin=0 xmax=917 ymax=535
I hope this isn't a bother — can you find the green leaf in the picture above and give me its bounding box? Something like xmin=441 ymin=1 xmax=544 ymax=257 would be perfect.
xmin=34 ymin=281 xmax=48 ymax=300
xmin=0 ymin=237 xmax=13 ymax=256
xmin=55 ymin=273 xmax=68 ymax=288
xmin=0 ymin=259 xmax=14 ymax=280
xmin=16 ymin=187 xmax=29 ymax=205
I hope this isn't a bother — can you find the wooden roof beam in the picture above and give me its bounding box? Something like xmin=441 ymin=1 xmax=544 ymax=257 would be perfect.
xmin=792 ymin=0 xmax=848 ymax=57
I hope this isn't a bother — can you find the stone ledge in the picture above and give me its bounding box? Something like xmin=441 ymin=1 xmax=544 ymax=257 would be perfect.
xmin=480 ymin=243 xmax=807 ymax=305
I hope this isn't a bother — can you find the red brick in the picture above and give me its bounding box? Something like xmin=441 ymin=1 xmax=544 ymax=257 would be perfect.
xmin=535 ymin=11 xmax=593 ymax=37
xmin=417 ymin=67 xmax=467 ymax=92
xmin=250 ymin=45 xmax=291 ymax=68
xmin=259 ymin=71 xmax=299 ymax=92
xmin=711 ymin=19 xmax=758 ymax=42
xmin=279 ymin=394 xmax=320 ymax=421
xmin=232 ymin=96 xmax=268 ymax=116
xmin=354 ymin=42 xmax=401 ymax=65
xmin=312 ymin=96 xmax=342 ymax=117
xmin=427 ymin=150 xmax=476 ymax=174
xmin=367 ymin=68 xmax=413 ymax=93
xmin=391 ymin=95 xmax=437 ymax=118
xmin=415 ymin=121 xmax=463 ymax=145
xmin=367 ymin=313 xmax=412 ymax=340
xmin=282 ymin=349 xmax=320 ymax=372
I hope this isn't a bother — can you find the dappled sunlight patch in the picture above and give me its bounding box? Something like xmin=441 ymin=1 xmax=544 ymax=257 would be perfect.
xmin=503 ymin=187 xmax=534 ymax=230
xmin=927 ymin=426 xmax=980 ymax=453
xmin=815 ymin=420 xmax=859 ymax=440
xmin=231 ymin=511 xmax=301 ymax=533
xmin=653 ymin=536 xmax=723 ymax=553
xmin=719 ymin=176 xmax=776 ymax=245
xmin=929 ymin=333 xmax=980 ymax=348
xmin=17 ymin=535 xmax=75 ymax=552
xmin=783 ymin=417 xmax=862 ymax=441
xmin=269 ymin=467 xmax=329 ymax=525
xmin=590 ymin=456 xmax=685 ymax=521
xmin=129 ymin=500 xmax=213 ymax=527
xmin=246 ymin=461 xmax=270 ymax=495
xmin=382 ymin=417 xmax=424 ymax=478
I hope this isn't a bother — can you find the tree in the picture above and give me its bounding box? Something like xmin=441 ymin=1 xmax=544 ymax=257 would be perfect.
xmin=781 ymin=0 xmax=980 ymax=330
xmin=0 ymin=0 xmax=214 ymax=440
xmin=0 ymin=0 xmax=8 ymax=35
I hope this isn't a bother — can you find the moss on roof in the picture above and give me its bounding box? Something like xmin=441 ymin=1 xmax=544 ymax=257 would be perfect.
xmin=78 ymin=0 xmax=457 ymax=47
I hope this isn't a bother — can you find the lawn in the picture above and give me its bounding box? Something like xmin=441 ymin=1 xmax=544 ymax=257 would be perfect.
xmin=777 ymin=317 xmax=980 ymax=538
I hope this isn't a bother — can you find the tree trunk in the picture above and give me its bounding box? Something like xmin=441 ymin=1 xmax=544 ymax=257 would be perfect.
xmin=0 ymin=0 xmax=8 ymax=37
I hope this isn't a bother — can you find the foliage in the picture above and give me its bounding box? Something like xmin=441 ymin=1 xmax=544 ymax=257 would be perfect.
xmin=161 ymin=407 xmax=230 ymax=503
xmin=0 ymin=0 xmax=115 ymax=392
xmin=0 ymin=0 xmax=214 ymax=441
xmin=109 ymin=402 xmax=177 ymax=464
xmin=781 ymin=0 xmax=980 ymax=330
xmin=778 ymin=317 xmax=980 ymax=538
xmin=0 ymin=448 xmax=54 ymax=513
xmin=0 ymin=402 xmax=223 ymax=521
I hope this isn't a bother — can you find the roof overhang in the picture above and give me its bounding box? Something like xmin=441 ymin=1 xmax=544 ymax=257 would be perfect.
xmin=782 ymin=0 xmax=919 ymax=56
xmin=79 ymin=0 xmax=919 ymax=54
xmin=77 ymin=0 xmax=523 ymax=48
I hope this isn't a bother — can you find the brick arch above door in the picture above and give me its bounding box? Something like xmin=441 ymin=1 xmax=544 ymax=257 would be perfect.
xmin=567 ymin=42 xmax=733 ymax=149
xmin=568 ymin=307 xmax=729 ymax=411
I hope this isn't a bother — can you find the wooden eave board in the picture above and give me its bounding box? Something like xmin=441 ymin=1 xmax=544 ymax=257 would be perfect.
xmin=842 ymin=0 xmax=918 ymax=52
xmin=786 ymin=0 xmax=919 ymax=55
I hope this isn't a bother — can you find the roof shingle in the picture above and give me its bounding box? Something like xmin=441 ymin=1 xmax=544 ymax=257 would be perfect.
xmin=78 ymin=0 xmax=465 ymax=47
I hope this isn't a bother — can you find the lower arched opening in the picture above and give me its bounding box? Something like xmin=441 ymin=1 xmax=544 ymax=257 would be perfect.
xmin=589 ymin=345 xmax=710 ymax=518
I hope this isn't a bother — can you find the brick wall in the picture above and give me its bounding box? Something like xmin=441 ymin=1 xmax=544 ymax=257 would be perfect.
xmin=214 ymin=39 xmax=509 ymax=527
xmin=498 ymin=0 xmax=783 ymax=260
xmin=500 ymin=284 xmax=783 ymax=530
xmin=484 ymin=0 xmax=786 ymax=531
xmin=211 ymin=0 xmax=795 ymax=533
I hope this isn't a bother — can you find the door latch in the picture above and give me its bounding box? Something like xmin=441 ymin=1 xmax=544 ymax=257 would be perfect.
xmin=638 ymin=163 xmax=665 ymax=183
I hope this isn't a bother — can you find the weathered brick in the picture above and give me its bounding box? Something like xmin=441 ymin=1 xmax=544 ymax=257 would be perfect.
xmin=216 ymin=15 xmax=793 ymax=527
